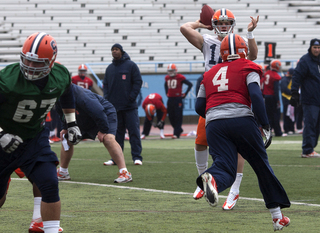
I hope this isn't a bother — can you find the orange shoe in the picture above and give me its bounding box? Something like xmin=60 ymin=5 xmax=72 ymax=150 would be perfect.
xmin=50 ymin=136 xmax=61 ymax=142
xmin=301 ymin=151 xmax=320 ymax=158
xmin=273 ymin=214 xmax=290 ymax=231
xmin=193 ymin=186 xmax=204 ymax=200
xmin=14 ymin=168 xmax=25 ymax=178
xmin=114 ymin=171 xmax=132 ymax=183
xmin=29 ymin=218 xmax=64 ymax=232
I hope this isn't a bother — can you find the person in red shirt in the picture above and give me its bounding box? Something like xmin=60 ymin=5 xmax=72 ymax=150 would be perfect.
xmin=262 ymin=60 xmax=285 ymax=136
xmin=195 ymin=34 xmax=290 ymax=231
xmin=141 ymin=93 xmax=167 ymax=139
xmin=72 ymin=64 xmax=93 ymax=90
xmin=164 ymin=64 xmax=193 ymax=138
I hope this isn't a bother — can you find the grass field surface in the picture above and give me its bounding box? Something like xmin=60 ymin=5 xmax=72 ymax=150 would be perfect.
xmin=1 ymin=134 xmax=320 ymax=232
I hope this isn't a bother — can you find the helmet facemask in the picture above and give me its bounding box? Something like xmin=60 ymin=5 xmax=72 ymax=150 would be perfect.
xmin=167 ymin=69 xmax=177 ymax=77
xmin=213 ymin=18 xmax=235 ymax=38
xmin=78 ymin=70 xmax=87 ymax=78
xmin=20 ymin=52 xmax=53 ymax=81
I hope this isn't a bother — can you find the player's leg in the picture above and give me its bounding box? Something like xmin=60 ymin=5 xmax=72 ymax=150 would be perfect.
xmin=125 ymin=109 xmax=143 ymax=163
xmin=0 ymin=176 xmax=10 ymax=207
xmin=235 ymin=117 xmax=290 ymax=230
xmin=101 ymin=133 xmax=132 ymax=183
xmin=193 ymin=116 xmax=208 ymax=200
xmin=29 ymin=183 xmax=63 ymax=233
xmin=141 ymin=116 xmax=152 ymax=139
xmin=196 ymin=120 xmax=239 ymax=207
xmin=167 ymin=98 xmax=176 ymax=136
xmin=28 ymin=161 xmax=61 ymax=233
xmin=222 ymin=153 xmax=244 ymax=210
xmin=57 ymin=139 xmax=74 ymax=181
xmin=174 ymin=97 xmax=184 ymax=138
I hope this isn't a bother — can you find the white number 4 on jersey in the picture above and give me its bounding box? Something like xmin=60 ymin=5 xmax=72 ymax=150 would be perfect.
xmin=212 ymin=66 xmax=229 ymax=92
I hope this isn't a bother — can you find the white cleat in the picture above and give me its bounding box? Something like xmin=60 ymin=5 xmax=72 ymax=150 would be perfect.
xmin=201 ymin=172 xmax=219 ymax=207
xmin=222 ymin=191 xmax=239 ymax=210
xmin=193 ymin=186 xmax=204 ymax=200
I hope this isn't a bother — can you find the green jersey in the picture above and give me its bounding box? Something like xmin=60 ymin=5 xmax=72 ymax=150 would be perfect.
xmin=0 ymin=63 xmax=71 ymax=140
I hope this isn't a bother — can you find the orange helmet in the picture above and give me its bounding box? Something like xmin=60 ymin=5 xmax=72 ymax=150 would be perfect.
xmin=212 ymin=8 xmax=236 ymax=38
xmin=20 ymin=32 xmax=57 ymax=80
xmin=167 ymin=63 xmax=177 ymax=77
xmin=220 ymin=34 xmax=248 ymax=61
xmin=270 ymin=60 xmax=281 ymax=72
xmin=78 ymin=64 xmax=88 ymax=77
xmin=78 ymin=64 xmax=87 ymax=71
xmin=145 ymin=104 xmax=156 ymax=120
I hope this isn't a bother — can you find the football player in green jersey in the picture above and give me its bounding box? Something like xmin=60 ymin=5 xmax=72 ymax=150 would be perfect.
xmin=0 ymin=32 xmax=82 ymax=233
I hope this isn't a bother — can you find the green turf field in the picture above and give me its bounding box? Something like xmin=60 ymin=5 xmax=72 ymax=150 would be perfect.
xmin=1 ymin=135 xmax=320 ymax=232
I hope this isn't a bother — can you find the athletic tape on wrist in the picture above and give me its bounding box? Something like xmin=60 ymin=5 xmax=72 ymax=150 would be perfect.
xmin=64 ymin=113 xmax=76 ymax=123
xmin=247 ymin=31 xmax=254 ymax=39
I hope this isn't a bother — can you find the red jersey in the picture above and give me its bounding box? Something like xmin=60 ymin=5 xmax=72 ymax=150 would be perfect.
xmin=142 ymin=93 xmax=167 ymax=121
xmin=202 ymin=59 xmax=262 ymax=111
xmin=262 ymin=70 xmax=281 ymax=96
xmin=72 ymin=75 xmax=93 ymax=89
xmin=165 ymin=73 xmax=186 ymax=97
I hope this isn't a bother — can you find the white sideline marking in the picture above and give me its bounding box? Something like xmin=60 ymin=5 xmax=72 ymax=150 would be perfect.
xmin=12 ymin=178 xmax=320 ymax=207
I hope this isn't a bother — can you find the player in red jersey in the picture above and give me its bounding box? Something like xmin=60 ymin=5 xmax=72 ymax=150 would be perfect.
xmin=180 ymin=8 xmax=259 ymax=208
xmin=71 ymin=64 xmax=93 ymax=90
xmin=164 ymin=64 xmax=193 ymax=138
xmin=141 ymin=93 xmax=167 ymax=139
xmin=196 ymin=34 xmax=290 ymax=231
xmin=262 ymin=60 xmax=284 ymax=136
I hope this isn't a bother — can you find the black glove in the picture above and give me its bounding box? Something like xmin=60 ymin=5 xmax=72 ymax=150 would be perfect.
xmin=156 ymin=120 xmax=164 ymax=129
xmin=290 ymin=91 xmax=300 ymax=107
xmin=262 ymin=125 xmax=272 ymax=149
xmin=0 ymin=131 xmax=23 ymax=153
xmin=67 ymin=122 xmax=82 ymax=145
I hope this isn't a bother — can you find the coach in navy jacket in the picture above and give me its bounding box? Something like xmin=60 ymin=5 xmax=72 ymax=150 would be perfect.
xmin=291 ymin=38 xmax=320 ymax=157
xmin=103 ymin=43 xmax=143 ymax=164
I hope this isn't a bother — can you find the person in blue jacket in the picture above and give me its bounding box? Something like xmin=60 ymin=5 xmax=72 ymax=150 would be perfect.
xmin=56 ymin=84 xmax=133 ymax=183
xmin=291 ymin=38 xmax=320 ymax=158
xmin=103 ymin=43 xmax=143 ymax=165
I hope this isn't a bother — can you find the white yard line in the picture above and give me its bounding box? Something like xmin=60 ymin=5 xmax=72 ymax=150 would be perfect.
xmin=12 ymin=178 xmax=320 ymax=207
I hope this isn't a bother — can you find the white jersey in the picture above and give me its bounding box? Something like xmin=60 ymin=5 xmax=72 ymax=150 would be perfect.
xmin=202 ymin=34 xmax=249 ymax=72
xmin=202 ymin=34 xmax=222 ymax=72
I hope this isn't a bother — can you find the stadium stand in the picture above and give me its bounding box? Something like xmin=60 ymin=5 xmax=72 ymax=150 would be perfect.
xmin=0 ymin=0 xmax=320 ymax=77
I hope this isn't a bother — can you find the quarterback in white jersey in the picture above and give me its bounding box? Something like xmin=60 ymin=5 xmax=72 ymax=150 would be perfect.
xmin=180 ymin=8 xmax=259 ymax=209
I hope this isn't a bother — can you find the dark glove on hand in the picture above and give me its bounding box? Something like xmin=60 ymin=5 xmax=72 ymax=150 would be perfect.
xmin=262 ymin=124 xmax=272 ymax=149
xmin=290 ymin=91 xmax=300 ymax=107
xmin=0 ymin=131 xmax=23 ymax=153
xmin=156 ymin=120 xmax=165 ymax=129
xmin=67 ymin=122 xmax=82 ymax=145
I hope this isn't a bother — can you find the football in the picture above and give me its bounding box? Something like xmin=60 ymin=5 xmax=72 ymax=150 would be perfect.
xmin=200 ymin=4 xmax=214 ymax=30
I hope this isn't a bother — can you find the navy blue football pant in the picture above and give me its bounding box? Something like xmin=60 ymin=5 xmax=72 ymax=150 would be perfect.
xmin=0 ymin=128 xmax=59 ymax=203
xmin=302 ymin=104 xmax=320 ymax=154
xmin=116 ymin=109 xmax=143 ymax=161
xmin=142 ymin=110 xmax=164 ymax=136
xmin=295 ymin=104 xmax=303 ymax=130
xmin=167 ymin=97 xmax=183 ymax=137
xmin=196 ymin=117 xmax=290 ymax=209
xmin=264 ymin=95 xmax=282 ymax=136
